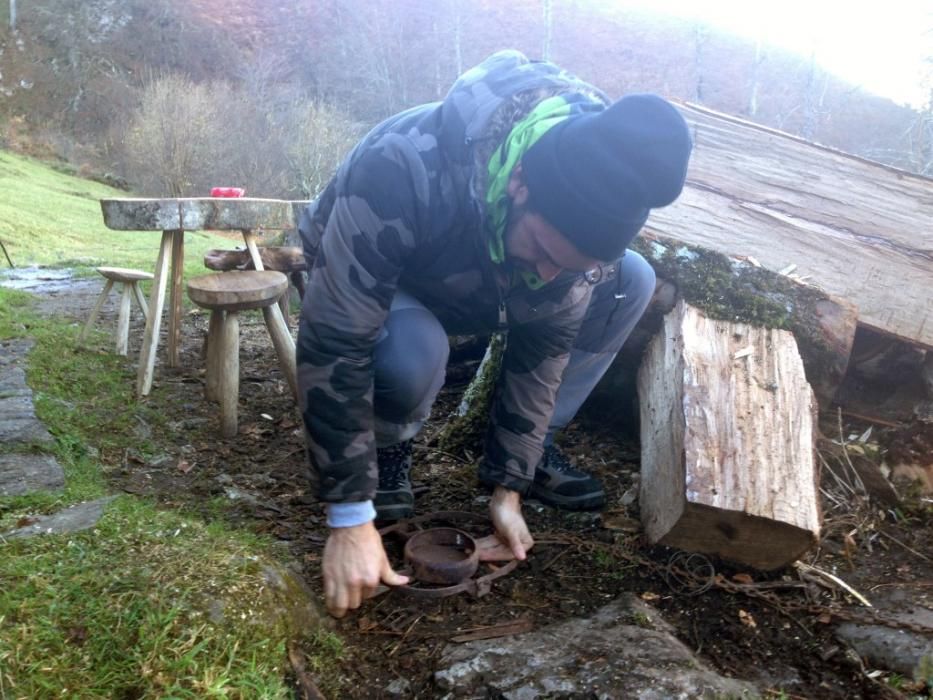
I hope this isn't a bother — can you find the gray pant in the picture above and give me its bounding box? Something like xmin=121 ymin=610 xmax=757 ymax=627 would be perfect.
xmin=373 ymin=251 xmax=656 ymax=447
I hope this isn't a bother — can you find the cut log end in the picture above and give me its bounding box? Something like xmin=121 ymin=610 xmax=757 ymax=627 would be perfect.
xmin=639 ymin=300 xmax=821 ymax=571
xmin=656 ymin=504 xmax=819 ymax=571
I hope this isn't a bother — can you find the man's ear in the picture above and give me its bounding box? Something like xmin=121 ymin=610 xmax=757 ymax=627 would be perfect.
xmin=506 ymin=163 xmax=530 ymax=207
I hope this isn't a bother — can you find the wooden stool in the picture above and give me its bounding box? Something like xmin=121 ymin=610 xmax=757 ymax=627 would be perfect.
xmin=203 ymin=247 xmax=306 ymax=325
xmin=187 ymin=270 xmax=297 ymax=437
xmin=79 ymin=266 xmax=153 ymax=355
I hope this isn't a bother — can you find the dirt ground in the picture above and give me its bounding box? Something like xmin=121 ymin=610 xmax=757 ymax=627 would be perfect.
xmin=27 ymin=278 xmax=933 ymax=699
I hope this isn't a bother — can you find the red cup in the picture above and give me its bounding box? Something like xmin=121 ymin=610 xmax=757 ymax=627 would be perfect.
xmin=210 ymin=187 xmax=245 ymax=198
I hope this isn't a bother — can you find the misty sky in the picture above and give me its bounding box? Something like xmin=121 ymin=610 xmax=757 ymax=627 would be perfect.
xmin=613 ymin=0 xmax=931 ymax=106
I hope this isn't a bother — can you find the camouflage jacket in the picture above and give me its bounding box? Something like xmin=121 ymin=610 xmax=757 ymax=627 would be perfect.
xmin=297 ymin=50 xmax=611 ymax=504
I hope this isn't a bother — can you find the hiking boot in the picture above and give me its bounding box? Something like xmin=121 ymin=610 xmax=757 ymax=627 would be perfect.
xmin=374 ymin=440 xmax=414 ymax=521
xmin=530 ymin=444 xmax=606 ymax=510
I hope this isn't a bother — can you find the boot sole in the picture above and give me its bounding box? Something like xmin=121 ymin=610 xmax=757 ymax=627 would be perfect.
xmin=529 ymin=484 xmax=605 ymax=511
xmin=374 ymin=505 xmax=414 ymax=522
xmin=373 ymin=494 xmax=414 ymax=521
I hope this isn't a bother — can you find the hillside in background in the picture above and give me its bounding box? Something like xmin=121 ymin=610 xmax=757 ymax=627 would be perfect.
xmin=0 ymin=150 xmax=226 ymax=269
xmin=0 ymin=0 xmax=928 ymax=190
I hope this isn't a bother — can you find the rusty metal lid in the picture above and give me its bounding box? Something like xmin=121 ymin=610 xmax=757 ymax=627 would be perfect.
xmin=404 ymin=527 xmax=479 ymax=585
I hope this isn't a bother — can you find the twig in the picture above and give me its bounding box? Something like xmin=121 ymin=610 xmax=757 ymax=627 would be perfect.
xmin=0 ymin=239 xmax=13 ymax=268
xmin=388 ymin=614 xmax=422 ymax=658
xmin=540 ymin=546 xmax=571 ymax=572
xmin=836 ymin=408 xmax=868 ymax=496
xmin=875 ymin=530 xmax=933 ymax=564
xmin=818 ymin=485 xmax=846 ymax=510
xmin=794 ymin=561 xmax=872 ymax=607
xmin=413 ymin=444 xmax=474 ymax=465
xmin=835 ymin=408 xmax=903 ymax=429
xmin=450 ymin=618 xmax=533 ymax=643
xmin=287 ymin=644 xmax=326 ymax=700
xmin=818 ymin=450 xmax=856 ymax=498
xmin=870 ymin=581 xmax=933 ymax=591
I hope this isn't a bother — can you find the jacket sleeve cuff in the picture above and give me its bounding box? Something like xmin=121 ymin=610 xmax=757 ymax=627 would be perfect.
xmin=327 ymin=501 xmax=376 ymax=528
xmin=478 ymin=461 xmax=533 ymax=496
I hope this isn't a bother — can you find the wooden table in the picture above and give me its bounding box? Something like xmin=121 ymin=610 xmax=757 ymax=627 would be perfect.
xmin=100 ymin=197 xmax=305 ymax=396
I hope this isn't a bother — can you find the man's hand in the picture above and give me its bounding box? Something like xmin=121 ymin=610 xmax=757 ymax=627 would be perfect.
xmin=322 ymin=521 xmax=409 ymax=618
xmin=488 ymin=486 xmax=534 ymax=560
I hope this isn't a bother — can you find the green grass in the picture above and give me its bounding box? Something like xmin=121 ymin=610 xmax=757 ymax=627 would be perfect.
xmin=0 ymin=150 xmax=236 ymax=275
xmin=0 ymin=497 xmax=342 ymax=699
xmin=0 ymin=287 xmax=158 ymax=517
xmin=0 ymin=288 xmax=348 ymax=696
xmin=0 ymin=154 xmax=340 ymax=697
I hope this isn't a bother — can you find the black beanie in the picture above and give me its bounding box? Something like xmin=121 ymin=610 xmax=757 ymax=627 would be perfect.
xmin=521 ymin=94 xmax=692 ymax=261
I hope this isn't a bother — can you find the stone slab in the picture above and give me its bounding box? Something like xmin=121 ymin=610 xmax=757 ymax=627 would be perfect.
xmin=0 ymin=452 xmax=64 ymax=496
xmin=836 ymin=589 xmax=933 ymax=678
xmin=2 ymin=497 xmax=116 ymax=539
xmin=434 ymin=593 xmax=758 ymax=698
xmin=0 ymin=338 xmax=52 ymax=445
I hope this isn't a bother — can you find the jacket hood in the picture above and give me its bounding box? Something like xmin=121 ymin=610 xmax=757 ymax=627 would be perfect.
xmin=433 ymin=51 xmax=610 ymax=199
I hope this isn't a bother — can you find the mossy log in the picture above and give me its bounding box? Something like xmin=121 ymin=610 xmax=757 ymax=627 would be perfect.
xmin=436 ymin=332 xmax=506 ymax=456
xmin=630 ymin=234 xmax=857 ymax=407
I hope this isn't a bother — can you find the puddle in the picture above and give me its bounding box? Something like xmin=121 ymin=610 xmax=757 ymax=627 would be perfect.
xmin=0 ymin=266 xmax=79 ymax=293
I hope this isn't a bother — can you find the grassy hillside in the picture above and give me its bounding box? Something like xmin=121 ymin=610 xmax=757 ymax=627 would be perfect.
xmin=0 ymin=150 xmax=232 ymax=273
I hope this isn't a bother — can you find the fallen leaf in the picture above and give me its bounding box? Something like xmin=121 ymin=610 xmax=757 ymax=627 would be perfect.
xmin=176 ymin=459 xmax=194 ymax=474
xmin=738 ymin=609 xmax=757 ymax=628
xmin=261 ymin=413 xmax=274 ymax=421
xmin=640 ymin=591 xmax=660 ymax=602
xmin=732 ymin=573 xmax=754 ymax=584
xmin=817 ymin=612 xmax=832 ymax=624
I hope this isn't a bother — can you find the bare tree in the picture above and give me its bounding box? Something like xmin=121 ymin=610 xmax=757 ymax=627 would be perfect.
xmin=9 ymin=0 xmax=15 ymax=31
xmin=903 ymin=51 xmax=933 ymax=175
xmin=694 ymin=22 xmax=709 ymax=103
xmin=542 ymin=0 xmax=553 ymax=61
xmin=453 ymin=0 xmax=463 ymax=75
xmin=122 ymin=75 xmax=231 ymax=196
xmin=748 ymin=37 xmax=765 ymax=117
xmin=799 ymin=51 xmax=832 ymax=141
xmin=281 ymin=100 xmax=360 ymax=198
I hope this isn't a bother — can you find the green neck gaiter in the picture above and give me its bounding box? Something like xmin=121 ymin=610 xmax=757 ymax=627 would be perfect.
xmin=485 ymin=95 xmax=573 ymax=289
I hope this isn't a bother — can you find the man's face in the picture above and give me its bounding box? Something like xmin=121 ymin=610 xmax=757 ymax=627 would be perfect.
xmin=503 ymin=164 xmax=601 ymax=284
xmin=504 ymin=204 xmax=601 ymax=284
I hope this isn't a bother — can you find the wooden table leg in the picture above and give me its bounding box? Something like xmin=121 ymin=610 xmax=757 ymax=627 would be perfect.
xmin=115 ymin=283 xmax=133 ymax=356
xmin=219 ymin=310 xmax=240 ymax=438
xmin=168 ymin=229 xmax=185 ymax=368
xmin=242 ymin=229 xmax=297 ymax=397
xmin=136 ymin=230 xmax=173 ymax=396
xmin=130 ymin=281 xmax=150 ymax=324
xmin=206 ymin=309 xmax=225 ymax=403
xmin=242 ymin=230 xmax=265 ymax=271
xmin=79 ymin=279 xmax=114 ymax=345
xmin=262 ymin=305 xmax=299 ymax=400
